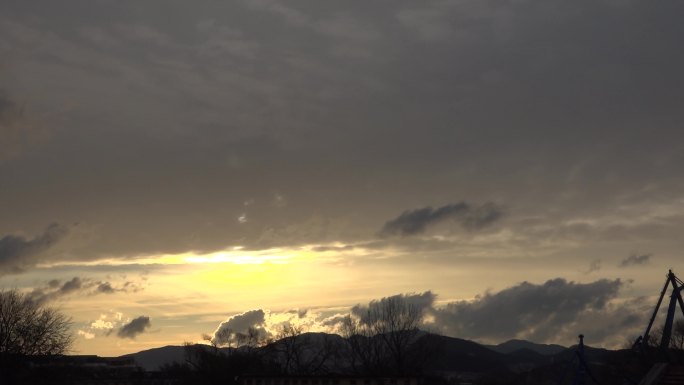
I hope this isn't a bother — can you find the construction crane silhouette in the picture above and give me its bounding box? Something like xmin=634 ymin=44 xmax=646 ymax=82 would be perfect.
xmin=633 ymin=270 xmax=684 ymax=352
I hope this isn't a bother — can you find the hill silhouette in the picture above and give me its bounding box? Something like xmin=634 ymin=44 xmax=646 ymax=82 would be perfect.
xmin=485 ymin=339 xmax=566 ymax=355
xmin=122 ymin=332 xmax=567 ymax=372
xmin=117 ymin=332 xmax=656 ymax=385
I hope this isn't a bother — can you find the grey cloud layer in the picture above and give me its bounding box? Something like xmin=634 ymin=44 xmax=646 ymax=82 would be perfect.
xmin=0 ymin=0 xmax=683 ymax=268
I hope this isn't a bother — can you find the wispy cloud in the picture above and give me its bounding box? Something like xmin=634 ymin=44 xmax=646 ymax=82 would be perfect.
xmin=27 ymin=275 xmax=145 ymax=304
xmin=619 ymin=254 xmax=651 ymax=267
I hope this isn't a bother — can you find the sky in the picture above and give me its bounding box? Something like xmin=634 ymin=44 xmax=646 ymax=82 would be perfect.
xmin=1 ymin=0 xmax=684 ymax=356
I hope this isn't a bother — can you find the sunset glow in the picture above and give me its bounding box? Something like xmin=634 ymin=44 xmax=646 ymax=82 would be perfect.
xmin=1 ymin=0 xmax=683 ymax=362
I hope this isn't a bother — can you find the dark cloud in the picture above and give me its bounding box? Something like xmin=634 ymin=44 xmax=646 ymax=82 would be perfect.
xmin=331 ymin=282 xmax=642 ymax=346
xmin=432 ymin=278 xmax=640 ymax=344
xmin=97 ymin=282 xmax=115 ymax=293
xmin=0 ymin=223 xmax=68 ymax=274
xmin=381 ymin=203 xmax=468 ymax=236
xmin=117 ymin=316 xmax=151 ymax=339
xmin=619 ymin=254 xmax=651 ymax=267
xmin=212 ymin=309 xmax=270 ymax=346
xmin=380 ymin=203 xmax=502 ymax=236
xmin=27 ymin=276 xmax=143 ymax=304
xmin=59 ymin=276 xmax=83 ymax=294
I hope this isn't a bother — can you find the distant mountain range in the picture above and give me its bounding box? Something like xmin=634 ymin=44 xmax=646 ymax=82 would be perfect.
xmin=118 ymin=332 xmax=654 ymax=384
xmin=122 ymin=333 xmax=569 ymax=371
xmin=121 ymin=345 xmax=189 ymax=371
xmin=485 ymin=339 xmax=567 ymax=355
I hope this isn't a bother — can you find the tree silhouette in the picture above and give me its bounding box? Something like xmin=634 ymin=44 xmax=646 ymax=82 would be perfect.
xmin=341 ymin=295 xmax=424 ymax=375
xmin=671 ymin=319 xmax=684 ymax=351
xmin=273 ymin=324 xmax=337 ymax=375
xmin=0 ymin=289 xmax=73 ymax=384
xmin=0 ymin=289 xmax=73 ymax=355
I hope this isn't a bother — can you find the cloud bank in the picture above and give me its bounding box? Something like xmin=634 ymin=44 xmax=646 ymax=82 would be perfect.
xmin=208 ymin=277 xmax=645 ymax=348
xmin=431 ymin=278 xmax=642 ymax=344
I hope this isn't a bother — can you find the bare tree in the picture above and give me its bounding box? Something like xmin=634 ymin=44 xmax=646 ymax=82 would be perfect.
xmin=209 ymin=326 xmax=268 ymax=353
xmin=372 ymin=295 xmax=421 ymax=373
xmin=342 ymin=295 xmax=424 ymax=375
xmin=341 ymin=313 xmax=386 ymax=374
xmin=275 ymin=324 xmax=304 ymax=373
xmin=274 ymin=324 xmax=336 ymax=375
xmin=0 ymin=289 xmax=73 ymax=355
xmin=671 ymin=319 xmax=684 ymax=351
xmin=184 ymin=327 xmax=276 ymax=385
xmin=642 ymin=322 xmax=684 ymax=351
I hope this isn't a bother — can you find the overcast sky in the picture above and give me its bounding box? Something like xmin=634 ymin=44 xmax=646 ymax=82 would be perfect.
xmin=1 ymin=0 xmax=683 ymax=356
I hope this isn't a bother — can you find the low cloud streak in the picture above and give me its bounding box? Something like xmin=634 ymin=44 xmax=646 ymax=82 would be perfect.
xmin=28 ymin=276 xmax=145 ymax=304
xmin=380 ymin=202 xmax=503 ymax=236
xmin=620 ymin=254 xmax=651 ymax=267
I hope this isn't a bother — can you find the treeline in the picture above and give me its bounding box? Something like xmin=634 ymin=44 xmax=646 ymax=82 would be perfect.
xmin=160 ymin=296 xmax=444 ymax=384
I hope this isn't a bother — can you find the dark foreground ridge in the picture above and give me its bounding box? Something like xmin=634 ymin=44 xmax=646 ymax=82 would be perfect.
xmin=2 ymin=332 xmax=682 ymax=385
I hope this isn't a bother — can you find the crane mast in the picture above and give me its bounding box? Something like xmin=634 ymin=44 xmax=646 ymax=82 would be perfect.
xmin=633 ymin=270 xmax=684 ymax=352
